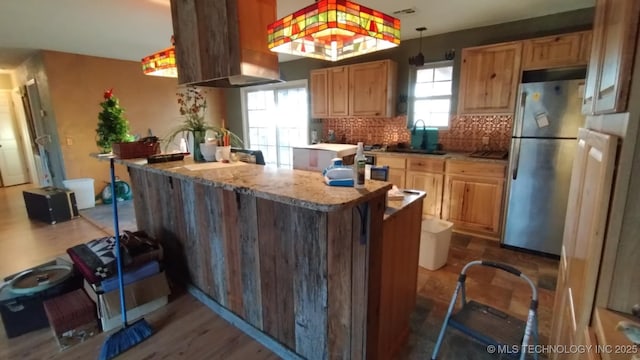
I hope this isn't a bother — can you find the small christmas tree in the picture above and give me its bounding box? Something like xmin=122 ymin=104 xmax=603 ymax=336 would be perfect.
xmin=96 ymin=88 xmax=131 ymax=153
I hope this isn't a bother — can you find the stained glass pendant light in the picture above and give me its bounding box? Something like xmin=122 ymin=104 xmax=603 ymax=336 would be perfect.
xmin=267 ymin=0 xmax=401 ymax=62
xmin=141 ymin=36 xmax=178 ymax=78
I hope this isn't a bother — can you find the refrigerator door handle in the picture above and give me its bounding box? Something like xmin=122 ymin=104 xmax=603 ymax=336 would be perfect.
xmin=512 ymin=138 xmax=521 ymax=180
xmin=514 ymin=90 xmax=527 ymax=138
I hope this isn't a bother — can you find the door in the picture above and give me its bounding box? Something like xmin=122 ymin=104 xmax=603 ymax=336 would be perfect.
xmin=550 ymin=128 xmax=617 ymax=352
xmin=503 ymin=138 xmax=575 ymax=255
xmin=406 ymin=171 xmax=443 ymax=218
xmin=444 ymin=175 xmax=504 ymax=236
xmin=593 ymin=0 xmax=640 ymax=114
xmin=328 ymin=66 xmax=348 ymax=117
xmin=0 ymin=91 xmax=29 ymax=186
xmin=348 ymin=61 xmax=388 ymax=116
xmin=517 ymin=80 xmax=585 ymax=139
xmin=310 ymin=69 xmax=328 ymax=118
xmin=457 ymin=42 xmax=522 ymax=114
xmin=243 ymin=81 xmax=308 ymax=168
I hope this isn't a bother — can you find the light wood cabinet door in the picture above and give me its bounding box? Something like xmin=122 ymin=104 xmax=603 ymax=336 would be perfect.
xmin=328 ymin=66 xmax=349 ymax=117
xmin=594 ymin=0 xmax=640 ymax=114
xmin=522 ymin=31 xmax=589 ymax=70
xmin=583 ymin=0 xmax=640 ymax=115
xmin=349 ymin=60 xmax=395 ymax=117
xmin=457 ymin=42 xmax=522 ymax=115
xmin=406 ymin=171 xmax=443 ymax=218
xmin=387 ymin=168 xmax=406 ymax=189
xmin=550 ymin=128 xmax=618 ymax=353
xmin=310 ymin=69 xmax=328 ymax=118
xmin=376 ymin=154 xmax=406 ymax=188
xmin=442 ymin=175 xmax=504 ymax=239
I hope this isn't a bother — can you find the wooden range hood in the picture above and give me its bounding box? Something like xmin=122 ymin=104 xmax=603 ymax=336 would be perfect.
xmin=170 ymin=0 xmax=281 ymax=88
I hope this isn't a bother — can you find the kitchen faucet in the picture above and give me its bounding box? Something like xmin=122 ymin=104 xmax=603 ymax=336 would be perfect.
xmin=411 ymin=119 xmax=427 ymax=150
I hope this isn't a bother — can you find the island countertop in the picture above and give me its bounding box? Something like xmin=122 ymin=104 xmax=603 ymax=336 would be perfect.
xmin=97 ymin=153 xmax=425 ymax=359
xmin=96 ymin=154 xmax=392 ymax=212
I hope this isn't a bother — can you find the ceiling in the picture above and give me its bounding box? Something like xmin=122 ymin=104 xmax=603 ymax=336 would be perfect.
xmin=0 ymin=0 xmax=594 ymax=70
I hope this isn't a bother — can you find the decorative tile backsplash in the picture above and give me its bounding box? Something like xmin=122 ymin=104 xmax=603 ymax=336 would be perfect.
xmin=322 ymin=114 xmax=513 ymax=152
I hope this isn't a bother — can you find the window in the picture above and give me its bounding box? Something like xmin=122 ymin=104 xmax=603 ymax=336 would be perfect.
xmin=408 ymin=61 xmax=454 ymax=128
xmin=241 ymin=80 xmax=308 ymax=168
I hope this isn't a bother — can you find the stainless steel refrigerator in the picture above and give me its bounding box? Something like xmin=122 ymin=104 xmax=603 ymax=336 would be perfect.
xmin=502 ymin=79 xmax=585 ymax=256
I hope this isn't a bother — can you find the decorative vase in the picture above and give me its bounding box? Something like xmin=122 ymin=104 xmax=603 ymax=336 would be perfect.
xmin=192 ymin=130 xmax=205 ymax=162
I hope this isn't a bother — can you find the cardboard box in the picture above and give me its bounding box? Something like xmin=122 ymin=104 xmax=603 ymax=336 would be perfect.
xmin=84 ymin=271 xmax=170 ymax=332
xmin=292 ymin=144 xmax=357 ymax=172
xmin=43 ymin=289 xmax=99 ymax=351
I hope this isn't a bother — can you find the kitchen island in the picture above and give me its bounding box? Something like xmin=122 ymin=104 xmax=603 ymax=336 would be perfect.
xmin=107 ymin=156 xmax=424 ymax=359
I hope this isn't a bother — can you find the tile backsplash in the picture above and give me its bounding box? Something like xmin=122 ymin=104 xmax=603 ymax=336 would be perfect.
xmin=322 ymin=114 xmax=512 ymax=152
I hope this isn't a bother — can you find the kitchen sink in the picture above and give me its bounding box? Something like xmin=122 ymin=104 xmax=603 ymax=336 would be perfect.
xmin=468 ymin=150 xmax=509 ymax=159
xmin=385 ymin=148 xmax=447 ymax=155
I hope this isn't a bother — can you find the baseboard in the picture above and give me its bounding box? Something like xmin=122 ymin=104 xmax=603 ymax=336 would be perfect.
xmin=186 ymin=284 xmax=303 ymax=360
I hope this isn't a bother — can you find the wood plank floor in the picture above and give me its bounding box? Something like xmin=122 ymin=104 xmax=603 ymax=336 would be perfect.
xmin=0 ymin=184 xmax=277 ymax=360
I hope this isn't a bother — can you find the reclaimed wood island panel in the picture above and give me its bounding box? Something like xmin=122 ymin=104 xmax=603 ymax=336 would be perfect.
xmin=110 ymin=158 xmax=424 ymax=359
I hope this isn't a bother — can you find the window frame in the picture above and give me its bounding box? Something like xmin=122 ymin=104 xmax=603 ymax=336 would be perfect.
xmin=407 ymin=60 xmax=454 ymax=130
xmin=240 ymin=79 xmax=309 ymax=168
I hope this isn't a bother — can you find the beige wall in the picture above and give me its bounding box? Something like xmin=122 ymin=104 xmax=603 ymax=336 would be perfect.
xmin=41 ymin=50 xmax=225 ymax=194
xmin=0 ymin=73 xmax=12 ymax=89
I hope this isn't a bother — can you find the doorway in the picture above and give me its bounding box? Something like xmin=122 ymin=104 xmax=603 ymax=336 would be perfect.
xmin=241 ymin=80 xmax=308 ymax=168
xmin=0 ymin=90 xmax=29 ymax=186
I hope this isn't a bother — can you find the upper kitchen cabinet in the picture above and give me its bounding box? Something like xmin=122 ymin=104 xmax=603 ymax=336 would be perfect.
xmin=329 ymin=66 xmax=350 ymax=117
xmin=582 ymin=0 xmax=640 ymax=115
xmin=457 ymin=42 xmax=523 ymax=115
xmin=170 ymin=0 xmax=280 ymax=87
xmin=522 ymin=31 xmax=592 ymax=70
xmin=309 ymin=70 xmax=328 ymax=118
xmin=349 ymin=60 xmax=397 ymax=117
xmin=309 ymin=59 xmax=397 ymax=118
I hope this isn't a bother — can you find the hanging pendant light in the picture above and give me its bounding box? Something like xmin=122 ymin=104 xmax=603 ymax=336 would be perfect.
xmin=141 ymin=36 xmax=178 ymax=78
xmin=267 ymin=0 xmax=401 ymax=62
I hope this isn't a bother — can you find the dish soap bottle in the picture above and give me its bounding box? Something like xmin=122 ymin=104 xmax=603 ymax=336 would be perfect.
xmin=354 ymin=142 xmax=366 ymax=189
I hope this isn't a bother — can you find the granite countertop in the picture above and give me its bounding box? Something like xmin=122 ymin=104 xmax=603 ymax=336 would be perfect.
xmin=384 ymin=190 xmax=426 ymax=221
xmin=366 ymin=150 xmax=509 ymax=164
xmin=93 ymin=154 xmax=391 ymax=212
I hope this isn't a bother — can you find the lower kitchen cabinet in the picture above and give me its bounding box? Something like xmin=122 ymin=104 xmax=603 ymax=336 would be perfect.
xmin=442 ymin=160 xmax=506 ymax=240
xmin=376 ymin=155 xmax=406 ymax=188
xmin=406 ymin=171 xmax=443 ymax=218
xmin=405 ymin=156 xmax=446 ymax=218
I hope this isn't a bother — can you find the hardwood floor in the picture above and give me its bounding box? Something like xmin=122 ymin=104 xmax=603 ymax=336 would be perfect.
xmin=0 ymin=184 xmax=276 ymax=360
xmin=0 ymin=184 xmax=558 ymax=359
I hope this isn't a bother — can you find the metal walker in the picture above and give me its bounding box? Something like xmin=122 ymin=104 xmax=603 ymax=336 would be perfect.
xmin=431 ymin=260 xmax=539 ymax=360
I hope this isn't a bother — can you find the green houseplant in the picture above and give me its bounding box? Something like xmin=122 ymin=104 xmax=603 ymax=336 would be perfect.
xmin=165 ymin=86 xmax=242 ymax=161
xmin=96 ymin=89 xmax=134 ymax=153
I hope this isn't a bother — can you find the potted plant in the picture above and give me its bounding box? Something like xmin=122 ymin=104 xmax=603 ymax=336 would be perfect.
xmin=165 ymin=85 xmax=242 ymax=162
xmin=96 ymin=89 xmax=135 ymax=153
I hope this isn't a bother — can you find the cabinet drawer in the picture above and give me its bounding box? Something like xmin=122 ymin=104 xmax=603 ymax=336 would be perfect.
xmin=407 ymin=157 xmax=445 ymax=173
xmin=376 ymin=155 xmax=406 ymax=169
xmin=446 ymin=161 xmax=506 ymax=178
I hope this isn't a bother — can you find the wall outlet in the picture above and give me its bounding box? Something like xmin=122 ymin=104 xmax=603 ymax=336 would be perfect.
xmin=482 ymin=136 xmax=490 ymax=146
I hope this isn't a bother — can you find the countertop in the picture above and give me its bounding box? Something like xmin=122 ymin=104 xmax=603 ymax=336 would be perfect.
xmin=384 ymin=191 xmax=426 ymax=221
xmin=93 ymin=154 xmax=391 ymax=212
xmin=365 ymin=150 xmax=509 ymax=164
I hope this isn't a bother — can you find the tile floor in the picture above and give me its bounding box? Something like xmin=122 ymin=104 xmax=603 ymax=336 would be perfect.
xmin=401 ymin=233 xmax=559 ymax=359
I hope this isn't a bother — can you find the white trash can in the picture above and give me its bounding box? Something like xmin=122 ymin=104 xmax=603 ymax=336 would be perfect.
xmin=62 ymin=178 xmax=95 ymax=210
xmin=419 ymin=218 xmax=454 ymax=270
